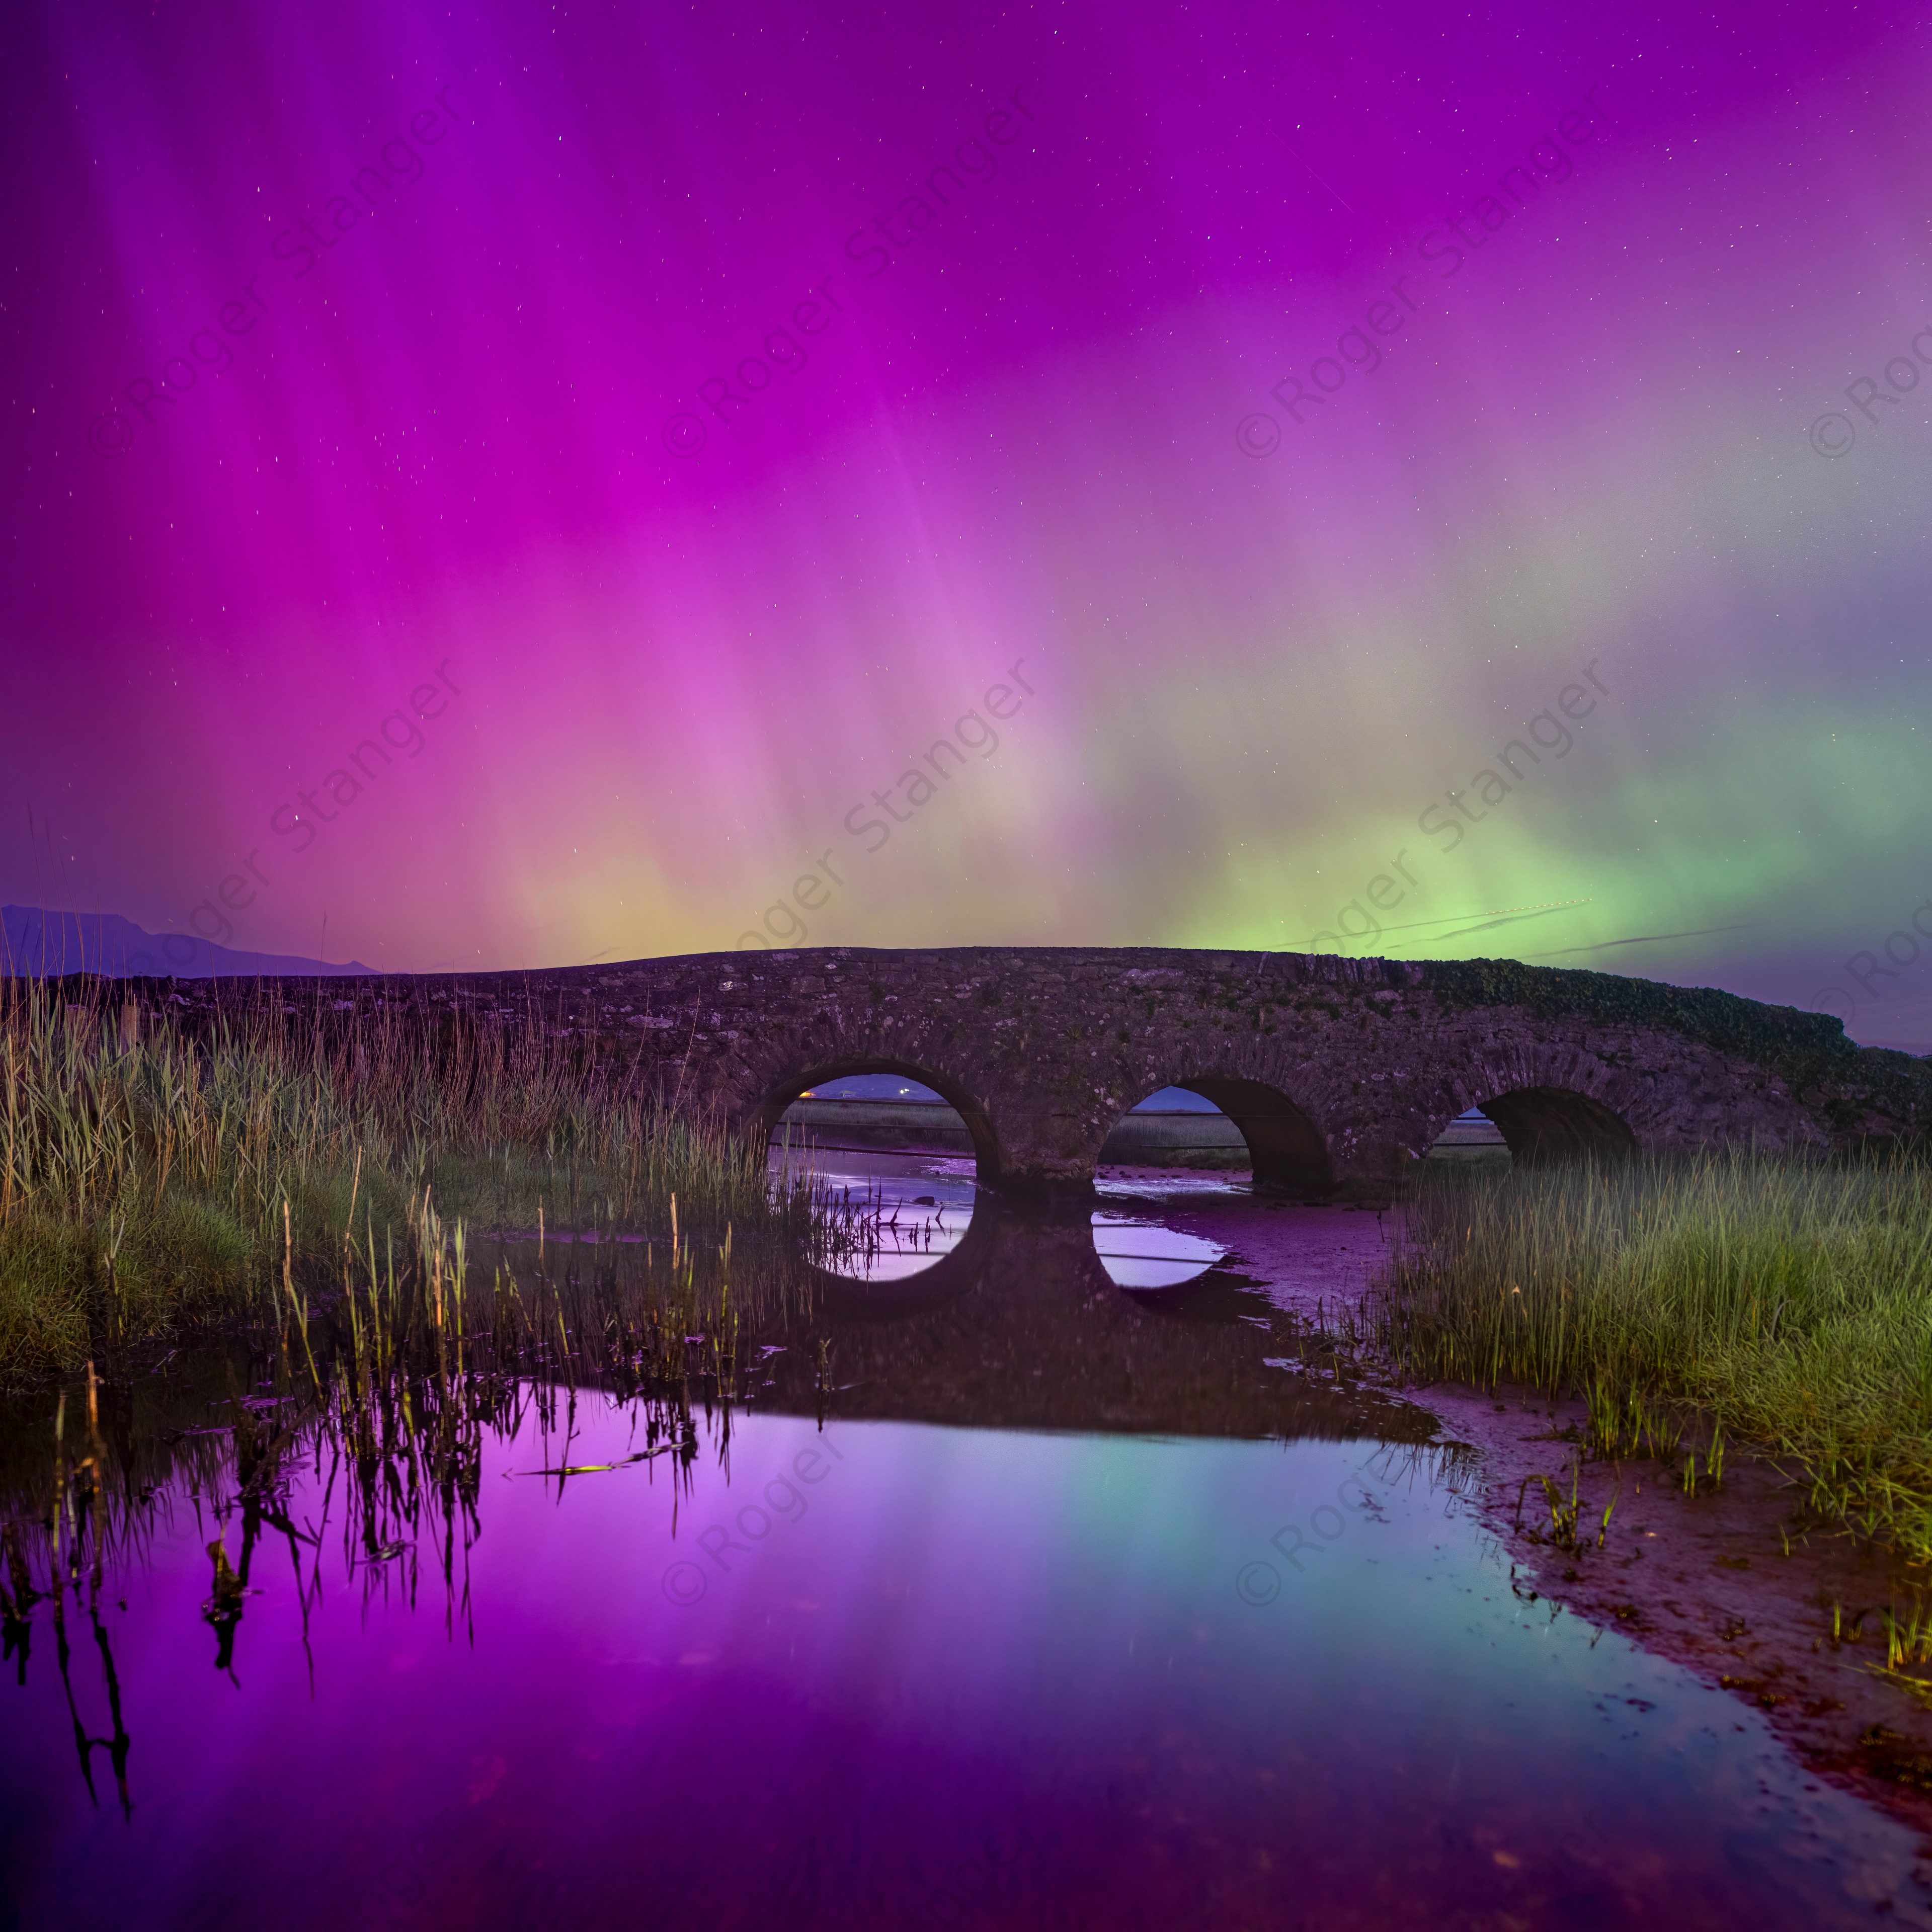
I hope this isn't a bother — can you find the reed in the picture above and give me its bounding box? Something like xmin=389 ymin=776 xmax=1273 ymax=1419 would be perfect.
xmin=0 ymin=976 xmax=819 ymax=1378
xmin=1360 ymin=1148 xmax=1932 ymax=1557
xmin=0 ymin=1209 xmax=818 ymax=1629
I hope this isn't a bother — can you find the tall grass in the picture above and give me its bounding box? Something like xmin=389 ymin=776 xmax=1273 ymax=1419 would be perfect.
xmin=0 ymin=977 xmax=808 ymax=1378
xmin=0 ymin=1226 xmax=807 ymax=1693
xmin=1362 ymin=1150 xmax=1932 ymax=1557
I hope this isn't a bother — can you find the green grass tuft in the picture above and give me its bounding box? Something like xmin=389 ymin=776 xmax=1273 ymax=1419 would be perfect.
xmin=1363 ymin=1149 xmax=1932 ymax=1557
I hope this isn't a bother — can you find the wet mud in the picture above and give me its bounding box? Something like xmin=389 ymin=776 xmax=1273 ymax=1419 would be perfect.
xmin=1429 ymin=1384 xmax=1932 ymax=1844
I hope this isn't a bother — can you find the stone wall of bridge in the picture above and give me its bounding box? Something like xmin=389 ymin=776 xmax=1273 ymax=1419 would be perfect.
xmin=62 ymin=945 xmax=1932 ymax=1199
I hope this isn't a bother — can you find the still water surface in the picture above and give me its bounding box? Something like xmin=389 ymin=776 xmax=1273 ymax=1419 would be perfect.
xmin=2 ymin=1166 xmax=1925 ymax=1929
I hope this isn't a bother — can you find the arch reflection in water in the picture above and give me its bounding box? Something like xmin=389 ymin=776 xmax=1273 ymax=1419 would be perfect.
xmin=2 ymin=1211 xmax=1917 ymax=1931
xmin=766 ymin=1073 xmax=978 ymax=1281
xmin=1090 ymin=1212 xmax=1226 ymax=1289
xmin=1092 ymin=1086 xmax=1243 ymax=1285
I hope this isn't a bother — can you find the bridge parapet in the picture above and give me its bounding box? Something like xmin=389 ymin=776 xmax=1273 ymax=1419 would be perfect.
xmin=44 ymin=946 xmax=1932 ymax=1200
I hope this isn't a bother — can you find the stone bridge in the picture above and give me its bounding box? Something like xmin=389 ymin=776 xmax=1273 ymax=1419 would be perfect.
xmin=121 ymin=945 xmax=1932 ymax=1200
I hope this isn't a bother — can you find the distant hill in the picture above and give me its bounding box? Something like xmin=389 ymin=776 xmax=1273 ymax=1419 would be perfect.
xmin=2 ymin=906 xmax=374 ymax=980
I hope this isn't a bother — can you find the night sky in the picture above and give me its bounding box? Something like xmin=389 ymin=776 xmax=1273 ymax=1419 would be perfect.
xmin=4 ymin=1 xmax=1928 ymax=1045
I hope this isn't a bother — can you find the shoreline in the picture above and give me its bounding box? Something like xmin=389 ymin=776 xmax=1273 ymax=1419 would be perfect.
xmin=1418 ymin=1381 xmax=1932 ymax=1843
xmin=1123 ymin=1166 xmax=1932 ymax=1840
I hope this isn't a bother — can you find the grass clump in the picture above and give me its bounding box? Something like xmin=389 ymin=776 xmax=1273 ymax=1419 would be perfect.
xmin=0 ymin=978 xmax=808 ymax=1379
xmin=1363 ymin=1149 xmax=1932 ymax=1557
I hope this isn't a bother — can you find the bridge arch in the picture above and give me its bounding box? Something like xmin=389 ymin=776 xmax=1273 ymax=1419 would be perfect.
xmin=1151 ymin=1075 xmax=1334 ymax=1195
xmin=750 ymin=1056 xmax=1003 ymax=1181
xmin=1468 ymin=1085 xmax=1636 ymax=1165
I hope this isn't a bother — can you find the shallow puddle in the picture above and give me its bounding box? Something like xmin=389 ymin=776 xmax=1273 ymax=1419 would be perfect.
xmin=3 ymin=1192 xmax=1928 ymax=1929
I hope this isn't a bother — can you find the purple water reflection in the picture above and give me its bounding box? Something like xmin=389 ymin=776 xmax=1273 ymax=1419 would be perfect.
xmin=1091 ymin=1211 xmax=1225 ymax=1287
xmin=3 ymin=1375 xmax=1926 ymax=1928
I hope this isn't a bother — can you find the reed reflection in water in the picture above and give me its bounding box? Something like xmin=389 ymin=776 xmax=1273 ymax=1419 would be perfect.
xmin=5 ymin=1205 xmax=1931 ymax=1930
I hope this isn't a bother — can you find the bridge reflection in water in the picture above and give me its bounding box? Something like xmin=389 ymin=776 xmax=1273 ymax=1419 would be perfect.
xmin=766 ymin=1077 xmax=1516 ymax=1295
xmin=2 ymin=1193 xmax=1924 ymax=1930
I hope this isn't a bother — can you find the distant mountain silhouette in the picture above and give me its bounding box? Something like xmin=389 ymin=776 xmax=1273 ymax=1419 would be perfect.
xmin=2 ymin=907 xmax=374 ymax=980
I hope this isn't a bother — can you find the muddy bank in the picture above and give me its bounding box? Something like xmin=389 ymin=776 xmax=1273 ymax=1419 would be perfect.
xmin=1125 ymin=1183 xmax=1932 ymax=1839
xmin=1421 ymin=1385 xmax=1932 ymax=1841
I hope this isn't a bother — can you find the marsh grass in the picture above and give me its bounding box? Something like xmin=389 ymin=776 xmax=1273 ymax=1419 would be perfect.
xmin=1361 ymin=1149 xmax=1932 ymax=1557
xmin=0 ymin=1209 xmax=817 ymax=1704
xmin=0 ymin=976 xmax=820 ymax=1378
